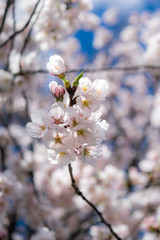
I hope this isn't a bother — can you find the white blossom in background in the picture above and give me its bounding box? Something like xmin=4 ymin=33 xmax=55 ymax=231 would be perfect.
xmin=26 ymin=110 xmax=50 ymax=138
xmin=0 ymin=70 xmax=13 ymax=92
xmin=144 ymin=33 xmax=160 ymax=65
xmin=93 ymin=26 xmax=112 ymax=49
xmin=31 ymin=227 xmax=56 ymax=240
xmin=103 ymin=7 xmax=118 ymax=25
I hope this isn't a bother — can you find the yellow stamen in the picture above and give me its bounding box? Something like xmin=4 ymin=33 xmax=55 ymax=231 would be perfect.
xmin=82 ymin=85 xmax=87 ymax=92
xmin=54 ymin=134 xmax=62 ymax=144
xmin=82 ymin=99 xmax=89 ymax=108
xmin=96 ymin=88 xmax=101 ymax=96
xmin=77 ymin=129 xmax=85 ymax=137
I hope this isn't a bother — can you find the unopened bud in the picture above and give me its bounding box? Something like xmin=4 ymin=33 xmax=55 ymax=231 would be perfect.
xmin=49 ymin=81 xmax=65 ymax=102
xmin=54 ymin=85 xmax=65 ymax=99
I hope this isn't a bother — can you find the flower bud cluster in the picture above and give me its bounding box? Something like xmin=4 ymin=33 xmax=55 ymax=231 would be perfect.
xmin=27 ymin=55 xmax=109 ymax=166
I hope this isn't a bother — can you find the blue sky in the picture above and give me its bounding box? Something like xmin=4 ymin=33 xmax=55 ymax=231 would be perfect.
xmin=75 ymin=0 xmax=160 ymax=62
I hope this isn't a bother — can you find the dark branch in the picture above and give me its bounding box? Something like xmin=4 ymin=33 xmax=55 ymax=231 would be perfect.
xmin=0 ymin=0 xmax=12 ymax=36
xmin=19 ymin=0 xmax=45 ymax=70
xmin=68 ymin=163 xmax=122 ymax=240
xmin=0 ymin=0 xmax=41 ymax=48
xmin=5 ymin=0 xmax=16 ymax=70
xmin=12 ymin=64 xmax=160 ymax=76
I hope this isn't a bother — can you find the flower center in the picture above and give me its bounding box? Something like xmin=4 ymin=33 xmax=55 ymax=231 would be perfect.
xmin=55 ymin=66 xmax=59 ymax=71
xmin=59 ymin=152 xmax=66 ymax=156
xmin=82 ymin=99 xmax=89 ymax=108
xmin=96 ymin=88 xmax=101 ymax=96
xmin=77 ymin=129 xmax=86 ymax=137
xmin=82 ymin=85 xmax=87 ymax=92
xmin=54 ymin=134 xmax=63 ymax=144
xmin=73 ymin=118 xmax=79 ymax=127
xmin=84 ymin=147 xmax=91 ymax=156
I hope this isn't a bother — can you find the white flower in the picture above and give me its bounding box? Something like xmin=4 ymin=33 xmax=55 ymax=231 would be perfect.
xmin=48 ymin=148 xmax=75 ymax=165
xmin=43 ymin=127 xmax=73 ymax=152
xmin=0 ymin=69 xmax=13 ymax=92
xmin=49 ymin=104 xmax=67 ymax=127
xmin=74 ymin=124 xmax=97 ymax=146
xmin=46 ymin=55 xmax=66 ymax=75
xmin=76 ymin=95 xmax=100 ymax=116
xmin=93 ymin=26 xmax=112 ymax=49
xmin=26 ymin=110 xmax=49 ymax=138
xmin=65 ymin=107 xmax=85 ymax=130
xmin=91 ymin=79 xmax=109 ymax=101
xmin=75 ymin=77 xmax=92 ymax=97
xmin=75 ymin=77 xmax=109 ymax=102
xmin=79 ymin=146 xmax=102 ymax=166
xmin=92 ymin=120 xmax=109 ymax=144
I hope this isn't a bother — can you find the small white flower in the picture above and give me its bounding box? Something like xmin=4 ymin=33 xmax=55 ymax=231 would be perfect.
xmin=49 ymin=104 xmax=67 ymax=127
xmin=26 ymin=110 xmax=49 ymax=138
xmin=75 ymin=77 xmax=92 ymax=97
xmin=91 ymin=79 xmax=109 ymax=101
xmin=43 ymin=127 xmax=73 ymax=152
xmin=92 ymin=120 xmax=109 ymax=144
xmin=79 ymin=146 xmax=102 ymax=166
xmin=46 ymin=55 xmax=66 ymax=75
xmin=65 ymin=107 xmax=85 ymax=130
xmin=76 ymin=95 xmax=100 ymax=116
xmin=48 ymin=148 xmax=75 ymax=165
xmin=74 ymin=124 xmax=97 ymax=146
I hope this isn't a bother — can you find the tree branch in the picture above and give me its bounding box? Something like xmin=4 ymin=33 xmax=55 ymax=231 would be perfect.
xmin=68 ymin=163 xmax=122 ymax=240
xmin=0 ymin=0 xmax=41 ymax=48
xmin=0 ymin=0 xmax=12 ymax=36
xmin=12 ymin=64 xmax=160 ymax=76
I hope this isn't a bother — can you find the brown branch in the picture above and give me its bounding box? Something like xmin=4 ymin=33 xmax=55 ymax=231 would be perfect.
xmin=68 ymin=163 xmax=122 ymax=240
xmin=19 ymin=0 xmax=45 ymax=71
xmin=12 ymin=64 xmax=160 ymax=76
xmin=0 ymin=0 xmax=41 ymax=48
xmin=5 ymin=0 xmax=16 ymax=70
xmin=0 ymin=0 xmax=13 ymax=36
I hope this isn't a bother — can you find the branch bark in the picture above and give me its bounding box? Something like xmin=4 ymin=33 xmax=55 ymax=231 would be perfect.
xmin=68 ymin=163 xmax=122 ymax=240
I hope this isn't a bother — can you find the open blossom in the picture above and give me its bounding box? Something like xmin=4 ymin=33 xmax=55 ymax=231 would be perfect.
xmin=48 ymin=149 xmax=75 ymax=165
xmin=46 ymin=55 xmax=66 ymax=75
xmin=75 ymin=77 xmax=109 ymax=101
xmin=91 ymin=79 xmax=109 ymax=101
xmin=43 ymin=127 xmax=73 ymax=152
xmin=79 ymin=146 xmax=102 ymax=166
xmin=26 ymin=110 xmax=50 ymax=138
xmin=76 ymin=95 xmax=100 ymax=116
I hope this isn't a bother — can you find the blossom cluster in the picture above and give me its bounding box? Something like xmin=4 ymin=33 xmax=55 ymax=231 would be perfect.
xmin=27 ymin=55 xmax=109 ymax=166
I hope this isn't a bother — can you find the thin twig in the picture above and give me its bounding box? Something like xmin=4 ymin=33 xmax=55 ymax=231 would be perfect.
xmin=68 ymin=163 xmax=122 ymax=240
xmin=0 ymin=0 xmax=12 ymax=36
xmin=5 ymin=0 xmax=16 ymax=70
xmin=0 ymin=0 xmax=41 ymax=47
xmin=12 ymin=64 xmax=160 ymax=76
xmin=19 ymin=0 xmax=45 ymax=71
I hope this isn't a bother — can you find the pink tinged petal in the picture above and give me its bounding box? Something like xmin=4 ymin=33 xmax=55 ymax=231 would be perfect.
xmin=43 ymin=128 xmax=73 ymax=152
xmin=26 ymin=122 xmax=45 ymax=138
xmin=49 ymin=81 xmax=58 ymax=93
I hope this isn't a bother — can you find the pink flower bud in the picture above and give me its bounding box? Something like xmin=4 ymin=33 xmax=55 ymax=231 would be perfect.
xmin=54 ymin=85 xmax=65 ymax=98
xmin=49 ymin=81 xmax=65 ymax=101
